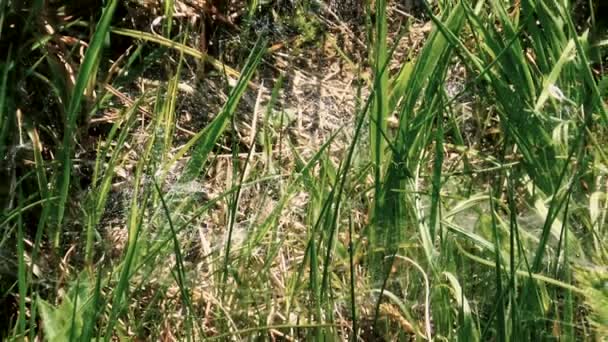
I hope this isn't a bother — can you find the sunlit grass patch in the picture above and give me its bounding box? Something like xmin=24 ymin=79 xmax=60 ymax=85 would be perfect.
xmin=1 ymin=0 xmax=607 ymax=340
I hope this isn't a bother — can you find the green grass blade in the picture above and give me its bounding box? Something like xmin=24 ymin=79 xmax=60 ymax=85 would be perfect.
xmin=171 ymin=38 xmax=266 ymax=183
xmin=444 ymin=272 xmax=479 ymax=341
xmin=55 ymin=0 xmax=119 ymax=245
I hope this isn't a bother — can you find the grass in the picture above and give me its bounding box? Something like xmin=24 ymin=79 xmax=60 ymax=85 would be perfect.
xmin=1 ymin=0 xmax=607 ymax=340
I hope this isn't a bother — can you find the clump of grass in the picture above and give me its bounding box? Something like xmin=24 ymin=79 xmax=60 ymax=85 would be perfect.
xmin=1 ymin=0 xmax=607 ymax=341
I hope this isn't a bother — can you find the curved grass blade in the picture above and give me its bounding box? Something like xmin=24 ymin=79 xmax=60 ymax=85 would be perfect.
xmin=55 ymin=0 xmax=119 ymax=246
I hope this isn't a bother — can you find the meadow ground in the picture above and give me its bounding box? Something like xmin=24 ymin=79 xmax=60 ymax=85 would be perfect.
xmin=0 ymin=0 xmax=607 ymax=340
